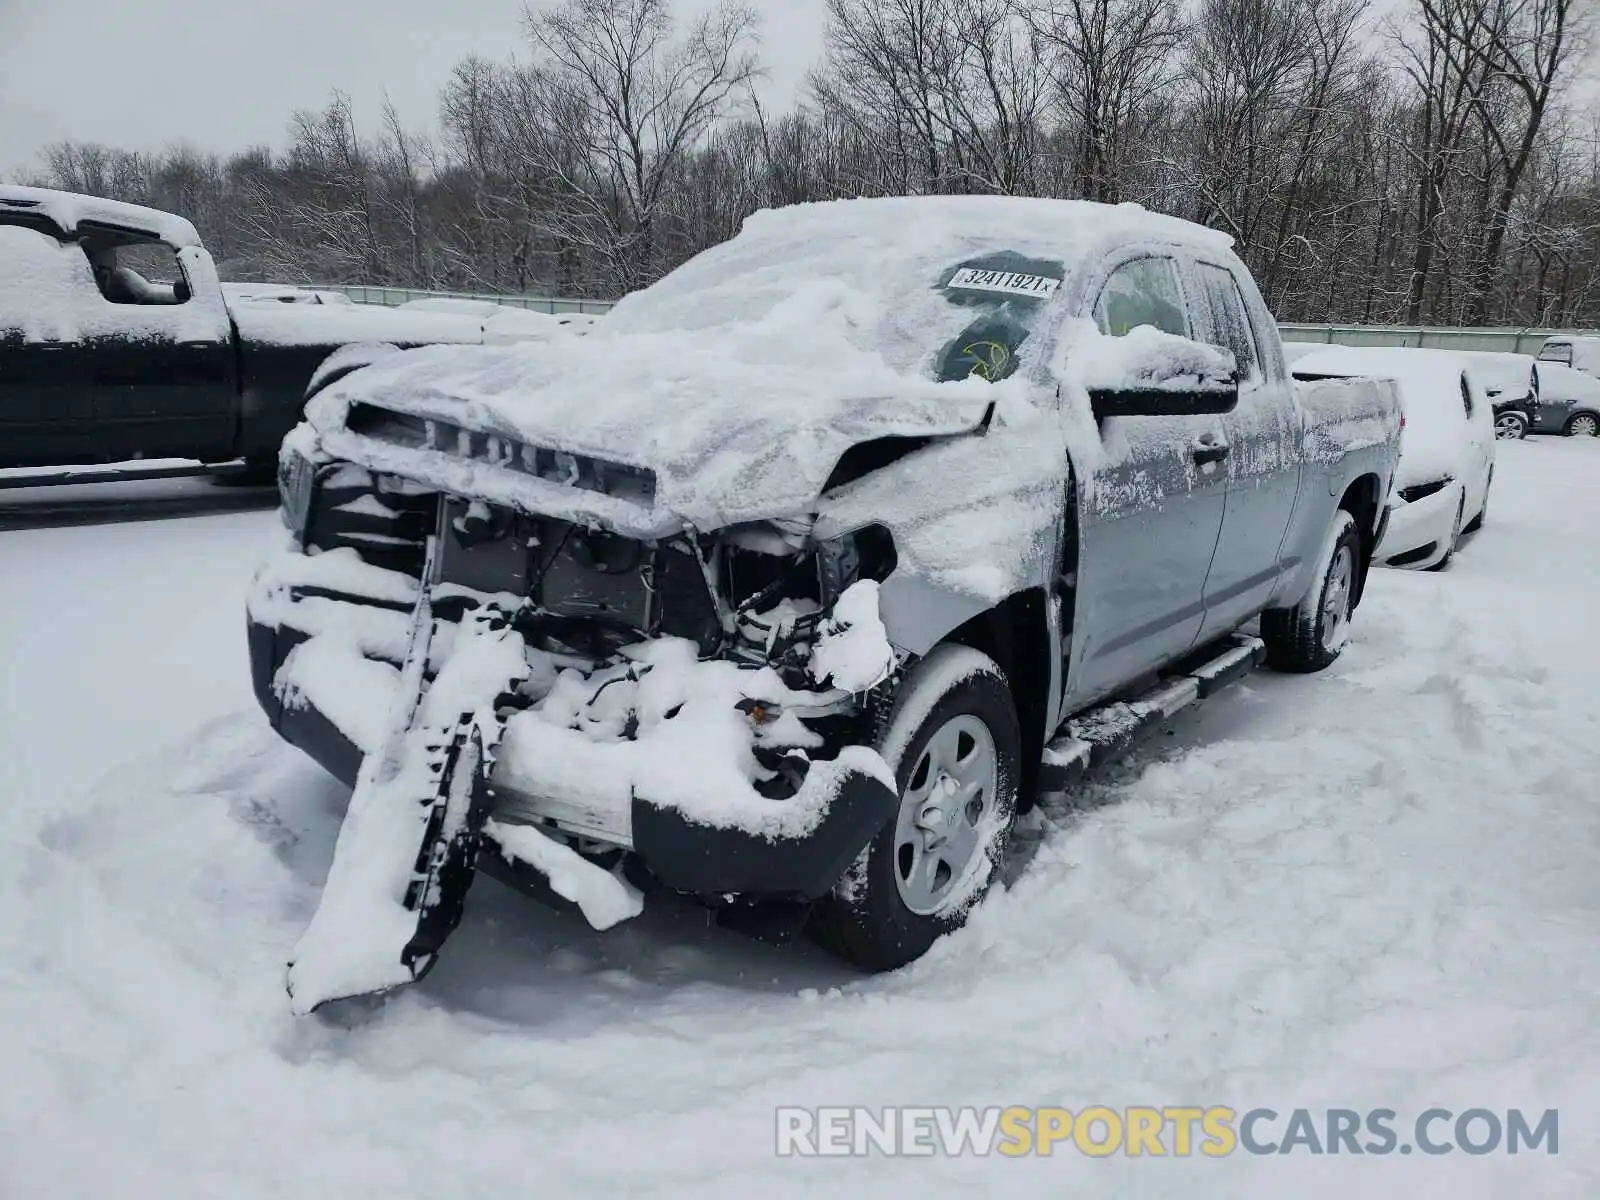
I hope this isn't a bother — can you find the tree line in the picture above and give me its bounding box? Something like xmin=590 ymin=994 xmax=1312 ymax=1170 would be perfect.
xmin=21 ymin=0 xmax=1599 ymax=327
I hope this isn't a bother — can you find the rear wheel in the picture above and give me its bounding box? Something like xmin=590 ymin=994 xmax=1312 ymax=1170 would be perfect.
xmin=1262 ymin=509 xmax=1360 ymax=674
xmin=1566 ymin=412 xmax=1599 ymax=437
xmin=1494 ymin=412 xmax=1528 ymax=440
xmin=810 ymin=645 xmax=1020 ymax=971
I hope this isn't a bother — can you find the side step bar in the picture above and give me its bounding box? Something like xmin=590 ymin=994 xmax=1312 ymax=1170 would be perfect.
xmin=1038 ymin=634 xmax=1265 ymax=793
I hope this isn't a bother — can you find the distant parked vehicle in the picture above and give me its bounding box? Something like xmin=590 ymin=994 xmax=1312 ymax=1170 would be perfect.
xmin=0 ymin=185 xmax=560 ymax=472
xmin=1451 ymin=350 xmax=1541 ymax=440
xmin=1537 ymin=335 xmax=1600 ymax=380
xmin=395 ymin=297 xmax=593 ymax=344
xmin=1530 ymin=362 xmax=1600 ymax=437
xmin=1294 ymin=346 xmax=1494 ymax=570
xmin=221 ymin=283 xmax=354 ymax=307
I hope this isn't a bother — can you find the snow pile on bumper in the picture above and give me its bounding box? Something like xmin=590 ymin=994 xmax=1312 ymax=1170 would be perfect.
xmin=495 ymin=635 xmax=894 ymax=843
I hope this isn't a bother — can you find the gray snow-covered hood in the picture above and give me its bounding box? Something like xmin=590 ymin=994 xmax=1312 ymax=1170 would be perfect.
xmin=306 ymin=333 xmax=1001 ymax=532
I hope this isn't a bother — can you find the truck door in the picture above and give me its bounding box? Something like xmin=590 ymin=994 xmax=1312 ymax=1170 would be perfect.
xmin=1065 ymin=252 xmax=1229 ymax=707
xmin=0 ymin=223 xmax=98 ymax=468
xmin=1194 ymin=260 xmax=1300 ymax=642
xmin=74 ymin=226 xmax=234 ymax=463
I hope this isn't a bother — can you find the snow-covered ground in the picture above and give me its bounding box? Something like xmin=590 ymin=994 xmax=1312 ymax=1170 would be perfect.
xmin=3 ymin=440 xmax=1598 ymax=1198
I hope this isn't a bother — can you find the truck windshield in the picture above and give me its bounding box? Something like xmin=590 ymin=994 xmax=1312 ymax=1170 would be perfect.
xmin=933 ymin=253 xmax=1064 ymax=383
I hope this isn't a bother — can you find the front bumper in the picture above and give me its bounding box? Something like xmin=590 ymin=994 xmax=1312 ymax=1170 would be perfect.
xmin=248 ymin=591 xmax=898 ymax=902
xmin=1375 ymin=482 xmax=1462 ymax=569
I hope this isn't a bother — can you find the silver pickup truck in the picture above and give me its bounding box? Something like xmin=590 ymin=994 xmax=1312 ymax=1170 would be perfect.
xmin=246 ymin=196 xmax=1401 ymax=1011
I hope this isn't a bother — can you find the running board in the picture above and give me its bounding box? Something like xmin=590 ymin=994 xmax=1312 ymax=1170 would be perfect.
xmin=1038 ymin=634 xmax=1265 ymax=793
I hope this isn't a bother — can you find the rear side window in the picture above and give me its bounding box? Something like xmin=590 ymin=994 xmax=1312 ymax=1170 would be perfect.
xmin=1539 ymin=342 xmax=1573 ymax=366
xmin=1094 ymin=257 xmax=1189 ymax=338
xmin=1195 ymin=262 xmax=1260 ymax=382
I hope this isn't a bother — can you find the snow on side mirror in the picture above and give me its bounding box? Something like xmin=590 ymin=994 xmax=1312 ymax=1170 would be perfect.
xmin=1076 ymin=325 xmax=1240 ymax=419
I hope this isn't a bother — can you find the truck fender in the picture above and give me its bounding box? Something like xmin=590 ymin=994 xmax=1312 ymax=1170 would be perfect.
xmin=305 ymin=342 xmax=403 ymax=402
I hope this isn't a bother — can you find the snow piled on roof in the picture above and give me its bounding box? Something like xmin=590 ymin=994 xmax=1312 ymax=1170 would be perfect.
xmin=0 ymin=184 xmax=202 ymax=247
xmin=607 ymin=195 xmax=1230 ymax=371
xmin=1292 ymin=346 xmax=1471 ymax=487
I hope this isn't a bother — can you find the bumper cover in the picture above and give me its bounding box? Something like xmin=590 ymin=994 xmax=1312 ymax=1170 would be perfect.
xmin=248 ymin=612 xmax=897 ymax=902
xmin=1376 ymin=483 xmax=1460 ymax=568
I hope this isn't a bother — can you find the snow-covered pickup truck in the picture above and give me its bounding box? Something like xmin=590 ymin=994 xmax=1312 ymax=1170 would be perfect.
xmin=247 ymin=196 xmax=1402 ymax=1011
xmin=0 ymin=186 xmax=562 ymax=472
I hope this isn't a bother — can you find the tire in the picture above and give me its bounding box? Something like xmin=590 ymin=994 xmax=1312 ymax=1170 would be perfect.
xmin=1463 ymin=472 xmax=1490 ymax=534
xmin=809 ymin=645 xmax=1021 ymax=971
xmin=1565 ymin=412 xmax=1599 ymax=437
xmin=1425 ymin=496 xmax=1464 ymax=572
xmin=1262 ymin=509 xmax=1360 ymax=674
xmin=1494 ymin=412 xmax=1528 ymax=440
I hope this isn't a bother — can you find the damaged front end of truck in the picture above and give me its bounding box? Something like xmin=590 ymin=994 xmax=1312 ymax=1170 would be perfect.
xmin=249 ymin=396 xmax=989 ymax=1013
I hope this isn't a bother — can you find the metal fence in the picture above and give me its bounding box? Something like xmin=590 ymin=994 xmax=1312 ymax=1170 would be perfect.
xmin=1277 ymin=322 xmax=1590 ymax=355
xmin=332 ymin=284 xmax=615 ymax=316
xmin=321 ymin=285 xmax=1592 ymax=352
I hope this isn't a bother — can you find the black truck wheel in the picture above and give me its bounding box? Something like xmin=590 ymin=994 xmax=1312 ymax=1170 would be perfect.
xmin=810 ymin=645 xmax=1020 ymax=971
xmin=1262 ymin=509 xmax=1361 ymax=674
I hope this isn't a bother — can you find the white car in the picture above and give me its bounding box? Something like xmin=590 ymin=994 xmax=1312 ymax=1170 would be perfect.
xmin=1294 ymin=347 xmax=1494 ymax=570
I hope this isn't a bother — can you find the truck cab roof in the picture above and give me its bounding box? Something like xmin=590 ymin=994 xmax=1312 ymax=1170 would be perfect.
xmin=0 ymin=184 xmax=202 ymax=249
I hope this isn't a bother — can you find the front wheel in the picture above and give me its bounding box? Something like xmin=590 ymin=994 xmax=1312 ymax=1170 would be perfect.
xmin=1425 ymin=496 xmax=1464 ymax=572
xmin=810 ymin=645 xmax=1020 ymax=971
xmin=1262 ymin=509 xmax=1361 ymax=674
xmin=1463 ymin=471 xmax=1491 ymax=534
xmin=1565 ymin=413 xmax=1599 ymax=438
xmin=1494 ymin=412 xmax=1528 ymax=440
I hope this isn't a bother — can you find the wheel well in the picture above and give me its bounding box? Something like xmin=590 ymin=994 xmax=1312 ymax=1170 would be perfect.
xmin=1566 ymin=409 xmax=1600 ymax=432
xmin=1337 ymin=474 xmax=1381 ymax=606
xmin=941 ymin=588 xmax=1051 ymax=809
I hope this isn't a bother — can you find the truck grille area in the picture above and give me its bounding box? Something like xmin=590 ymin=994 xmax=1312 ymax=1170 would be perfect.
xmin=345 ymin=403 xmax=657 ymax=506
xmin=305 ymin=464 xmax=437 ymax=578
xmin=438 ymin=496 xmax=721 ymax=657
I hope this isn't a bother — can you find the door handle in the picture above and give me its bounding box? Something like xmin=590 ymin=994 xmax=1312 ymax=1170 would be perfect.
xmin=1192 ymin=439 xmax=1230 ymax=466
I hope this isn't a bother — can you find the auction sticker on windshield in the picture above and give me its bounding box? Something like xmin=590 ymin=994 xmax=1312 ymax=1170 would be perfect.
xmin=947 ymin=268 xmax=1061 ymax=298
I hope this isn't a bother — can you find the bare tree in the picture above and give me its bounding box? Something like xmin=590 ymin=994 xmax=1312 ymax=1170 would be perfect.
xmin=517 ymin=0 xmax=761 ymax=293
xmin=1032 ymin=0 xmax=1186 ymax=201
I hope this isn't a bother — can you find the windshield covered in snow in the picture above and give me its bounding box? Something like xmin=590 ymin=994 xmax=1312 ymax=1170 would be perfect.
xmin=607 ymin=239 xmax=1063 ymax=384
xmin=596 ymin=199 xmax=1163 ymax=385
xmin=929 ymin=255 xmax=1063 ymax=383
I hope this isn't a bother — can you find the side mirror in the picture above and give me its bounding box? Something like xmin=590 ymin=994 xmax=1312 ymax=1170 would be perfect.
xmin=1089 ymin=375 xmax=1239 ymax=419
xmin=1076 ymin=326 xmax=1240 ymax=419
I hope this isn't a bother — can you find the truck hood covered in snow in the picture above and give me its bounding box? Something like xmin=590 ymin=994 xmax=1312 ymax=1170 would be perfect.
xmin=306 ymin=331 xmax=999 ymax=532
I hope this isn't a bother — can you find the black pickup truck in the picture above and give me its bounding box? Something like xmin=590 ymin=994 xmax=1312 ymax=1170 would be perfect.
xmin=0 ymin=186 xmax=558 ymax=472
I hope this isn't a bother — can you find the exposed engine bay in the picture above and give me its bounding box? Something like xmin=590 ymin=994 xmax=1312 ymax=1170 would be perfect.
xmin=259 ymin=456 xmax=909 ymax=1011
xmin=295 ymin=459 xmax=899 ymax=695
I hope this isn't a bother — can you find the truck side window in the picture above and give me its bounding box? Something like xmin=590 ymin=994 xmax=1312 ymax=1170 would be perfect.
xmin=1093 ymin=257 xmax=1188 ymax=338
xmin=78 ymin=231 xmax=189 ymax=306
xmin=1460 ymin=373 xmax=1473 ymax=417
xmin=1197 ymin=263 xmax=1259 ymax=382
xmin=1539 ymin=342 xmax=1572 ymax=366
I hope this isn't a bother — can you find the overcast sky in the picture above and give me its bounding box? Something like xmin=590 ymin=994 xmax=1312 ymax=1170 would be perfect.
xmin=0 ymin=0 xmax=827 ymax=169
